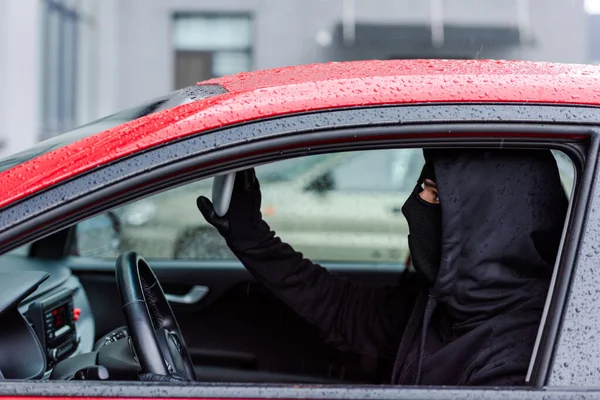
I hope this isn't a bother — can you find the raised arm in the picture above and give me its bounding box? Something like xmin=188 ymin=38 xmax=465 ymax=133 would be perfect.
xmin=196 ymin=169 xmax=421 ymax=358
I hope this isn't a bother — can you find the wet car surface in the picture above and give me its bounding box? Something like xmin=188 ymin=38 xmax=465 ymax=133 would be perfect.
xmin=0 ymin=60 xmax=597 ymax=399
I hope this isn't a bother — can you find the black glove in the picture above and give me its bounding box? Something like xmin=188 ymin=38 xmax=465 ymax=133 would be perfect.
xmin=197 ymin=169 xmax=270 ymax=251
xmin=139 ymin=372 xmax=187 ymax=382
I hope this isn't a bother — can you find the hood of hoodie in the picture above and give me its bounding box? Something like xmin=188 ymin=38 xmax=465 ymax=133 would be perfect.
xmin=426 ymin=149 xmax=568 ymax=332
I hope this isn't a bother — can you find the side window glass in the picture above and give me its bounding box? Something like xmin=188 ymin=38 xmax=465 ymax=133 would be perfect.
xmin=327 ymin=149 xmax=423 ymax=193
xmin=72 ymin=149 xmax=572 ymax=264
xmin=261 ymin=149 xmax=423 ymax=263
xmin=73 ymin=149 xmax=423 ymax=264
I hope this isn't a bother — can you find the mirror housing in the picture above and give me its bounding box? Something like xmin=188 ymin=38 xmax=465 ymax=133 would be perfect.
xmin=212 ymin=173 xmax=236 ymax=216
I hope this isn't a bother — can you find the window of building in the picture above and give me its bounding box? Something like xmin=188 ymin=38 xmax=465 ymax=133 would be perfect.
xmin=41 ymin=0 xmax=79 ymax=139
xmin=172 ymin=13 xmax=253 ymax=88
xmin=40 ymin=0 xmax=96 ymax=140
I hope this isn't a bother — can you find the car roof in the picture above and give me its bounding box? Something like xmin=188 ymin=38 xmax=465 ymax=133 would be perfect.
xmin=0 ymin=59 xmax=599 ymax=209
xmin=204 ymin=59 xmax=600 ymax=95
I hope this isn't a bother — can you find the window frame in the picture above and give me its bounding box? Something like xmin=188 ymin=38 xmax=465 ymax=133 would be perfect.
xmin=0 ymin=104 xmax=597 ymax=397
xmin=545 ymin=130 xmax=600 ymax=386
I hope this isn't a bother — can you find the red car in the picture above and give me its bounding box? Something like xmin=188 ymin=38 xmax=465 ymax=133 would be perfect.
xmin=0 ymin=59 xmax=598 ymax=399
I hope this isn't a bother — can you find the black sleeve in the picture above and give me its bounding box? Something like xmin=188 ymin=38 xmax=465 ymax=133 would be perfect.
xmin=228 ymin=227 xmax=422 ymax=359
xmin=197 ymin=169 xmax=421 ymax=358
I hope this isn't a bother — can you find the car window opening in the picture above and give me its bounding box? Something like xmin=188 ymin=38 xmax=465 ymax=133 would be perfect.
xmin=2 ymin=145 xmax=576 ymax=387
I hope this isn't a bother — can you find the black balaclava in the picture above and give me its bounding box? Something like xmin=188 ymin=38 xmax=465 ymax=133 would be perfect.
xmin=401 ymin=161 xmax=442 ymax=285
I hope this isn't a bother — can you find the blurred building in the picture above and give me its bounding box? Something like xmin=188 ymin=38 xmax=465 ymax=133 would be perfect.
xmin=0 ymin=0 xmax=590 ymax=157
xmin=590 ymin=14 xmax=600 ymax=63
xmin=0 ymin=0 xmax=100 ymax=156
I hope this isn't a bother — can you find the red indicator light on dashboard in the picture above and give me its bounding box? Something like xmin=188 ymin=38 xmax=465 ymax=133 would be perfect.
xmin=73 ymin=308 xmax=81 ymax=321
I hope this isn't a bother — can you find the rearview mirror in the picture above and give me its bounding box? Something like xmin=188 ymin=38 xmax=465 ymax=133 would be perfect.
xmin=212 ymin=172 xmax=236 ymax=216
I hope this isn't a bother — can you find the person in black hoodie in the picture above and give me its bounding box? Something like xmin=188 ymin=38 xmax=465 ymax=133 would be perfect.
xmin=196 ymin=148 xmax=568 ymax=386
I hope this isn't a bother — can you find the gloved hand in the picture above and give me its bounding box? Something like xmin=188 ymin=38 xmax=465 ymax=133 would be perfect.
xmin=139 ymin=372 xmax=187 ymax=382
xmin=197 ymin=169 xmax=270 ymax=251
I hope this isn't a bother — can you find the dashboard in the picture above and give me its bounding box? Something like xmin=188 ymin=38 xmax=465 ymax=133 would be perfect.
xmin=1 ymin=255 xmax=96 ymax=379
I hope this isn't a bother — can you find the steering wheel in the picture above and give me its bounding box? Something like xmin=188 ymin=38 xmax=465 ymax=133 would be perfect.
xmin=115 ymin=252 xmax=195 ymax=381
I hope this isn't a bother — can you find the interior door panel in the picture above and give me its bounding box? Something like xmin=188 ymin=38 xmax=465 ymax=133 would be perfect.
xmin=70 ymin=258 xmax=404 ymax=383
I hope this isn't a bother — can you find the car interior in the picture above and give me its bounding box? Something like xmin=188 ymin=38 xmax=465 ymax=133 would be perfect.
xmin=0 ymin=147 xmax=577 ymax=384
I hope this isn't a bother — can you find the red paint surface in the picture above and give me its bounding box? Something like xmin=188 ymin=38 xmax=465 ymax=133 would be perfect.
xmin=0 ymin=398 xmax=249 ymax=400
xmin=1 ymin=59 xmax=600 ymax=209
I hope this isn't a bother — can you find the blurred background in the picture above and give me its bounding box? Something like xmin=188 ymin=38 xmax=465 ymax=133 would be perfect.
xmin=0 ymin=0 xmax=597 ymax=158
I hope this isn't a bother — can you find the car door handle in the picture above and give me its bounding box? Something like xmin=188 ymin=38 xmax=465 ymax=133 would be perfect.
xmin=391 ymin=206 xmax=402 ymax=214
xmin=165 ymin=285 xmax=210 ymax=305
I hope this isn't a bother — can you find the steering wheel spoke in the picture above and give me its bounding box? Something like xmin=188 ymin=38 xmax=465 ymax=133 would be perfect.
xmin=115 ymin=252 xmax=196 ymax=381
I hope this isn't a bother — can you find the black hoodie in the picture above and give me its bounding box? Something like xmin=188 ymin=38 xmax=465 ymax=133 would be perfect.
xmin=197 ymin=149 xmax=568 ymax=386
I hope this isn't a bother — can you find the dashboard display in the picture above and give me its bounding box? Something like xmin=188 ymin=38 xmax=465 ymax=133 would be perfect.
xmin=25 ymin=291 xmax=78 ymax=370
xmin=51 ymin=305 xmax=68 ymax=330
xmin=43 ymin=299 xmax=74 ymax=341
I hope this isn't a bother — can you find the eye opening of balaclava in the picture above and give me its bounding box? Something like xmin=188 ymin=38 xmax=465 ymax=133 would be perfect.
xmin=401 ymin=156 xmax=442 ymax=285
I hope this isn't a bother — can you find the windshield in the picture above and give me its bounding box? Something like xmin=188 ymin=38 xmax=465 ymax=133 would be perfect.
xmin=0 ymin=86 xmax=224 ymax=174
xmin=0 ymin=97 xmax=169 ymax=174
